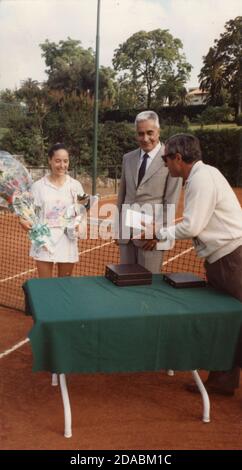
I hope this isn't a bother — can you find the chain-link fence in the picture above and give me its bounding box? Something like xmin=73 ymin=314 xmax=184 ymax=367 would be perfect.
xmin=26 ymin=165 xmax=122 ymax=195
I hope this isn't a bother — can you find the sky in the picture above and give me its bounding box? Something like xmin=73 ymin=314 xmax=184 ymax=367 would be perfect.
xmin=0 ymin=0 xmax=241 ymax=91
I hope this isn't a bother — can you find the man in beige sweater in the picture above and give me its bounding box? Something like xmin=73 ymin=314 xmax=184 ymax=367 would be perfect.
xmin=155 ymin=133 xmax=242 ymax=395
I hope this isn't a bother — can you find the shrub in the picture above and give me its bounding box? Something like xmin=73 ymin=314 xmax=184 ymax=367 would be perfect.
xmin=194 ymin=128 xmax=242 ymax=186
xmin=101 ymin=105 xmax=207 ymax=124
xmin=199 ymin=105 xmax=234 ymax=125
xmin=236 ymin=113 xmax=242 ymax=126
xmin=97 ymin=121 xmax=136 ymax=177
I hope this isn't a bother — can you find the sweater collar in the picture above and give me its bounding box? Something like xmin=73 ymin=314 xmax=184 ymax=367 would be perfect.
xmin=185 ymin=160 xmax=203 ymax=185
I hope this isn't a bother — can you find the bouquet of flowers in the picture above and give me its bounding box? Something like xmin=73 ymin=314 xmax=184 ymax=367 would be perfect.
xmin=0 ymin=196 xmax=8 ymax=208
xmin=0 ymin=151 xmax=53 ymax=252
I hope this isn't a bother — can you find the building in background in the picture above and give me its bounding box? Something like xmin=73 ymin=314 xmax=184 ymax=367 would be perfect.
xmin=186 ymin=88 xmax=208 ymax=105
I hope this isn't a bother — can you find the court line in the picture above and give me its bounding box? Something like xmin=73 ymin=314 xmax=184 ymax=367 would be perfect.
xmin=78 ymin=240 xmax=115 ymax=255
xmin=0 ymin=338 xmax=30 ymax=359
xmin=0 ymin=268 xmax=37 ymax=283
xmin=162 ymin=247 xmax=194 ymax=265
xmin=0 ymin=242 xmax=115 ymax=283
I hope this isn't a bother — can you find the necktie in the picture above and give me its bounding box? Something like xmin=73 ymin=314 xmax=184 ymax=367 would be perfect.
xmin=137 ymin=153 xmax=149 ymax=187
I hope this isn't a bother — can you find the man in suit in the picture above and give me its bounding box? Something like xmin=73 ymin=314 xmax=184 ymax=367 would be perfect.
xmin=117 ymin=110 xmax=182 ymax=273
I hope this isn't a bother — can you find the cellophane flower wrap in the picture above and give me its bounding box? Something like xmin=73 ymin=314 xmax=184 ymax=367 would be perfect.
xmin=0 ymin=151 xmax=53 ymax=252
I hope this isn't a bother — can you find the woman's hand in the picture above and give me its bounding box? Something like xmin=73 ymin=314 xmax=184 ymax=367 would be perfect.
xmin=19 ymin=218 xmax=33 ymax=231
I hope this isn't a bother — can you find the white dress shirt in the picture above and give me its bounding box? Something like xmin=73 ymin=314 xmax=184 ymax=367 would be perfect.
xmin=139 ymin=142 xmax=162 ymax=171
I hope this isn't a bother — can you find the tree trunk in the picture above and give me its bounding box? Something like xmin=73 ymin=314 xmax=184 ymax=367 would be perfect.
xmin=238 ymin=91 xmax=242 ymax=115
xmin=147 ymin=87 xmax=152 ymax=108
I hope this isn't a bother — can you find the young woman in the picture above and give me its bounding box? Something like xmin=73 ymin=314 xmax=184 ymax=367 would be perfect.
xmin=21 ymin=143 xmax=85 ymax=278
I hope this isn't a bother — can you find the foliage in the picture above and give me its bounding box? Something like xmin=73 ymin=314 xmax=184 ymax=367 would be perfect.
xmin=113 ymin=29 xmax=191 ymax=108
xmin=40 ymin=38 xmax=116 ymax=104
xmin=199 ymin=105 xmax=234 ymax=125
xmin=0 ymin=89 xmax=25 ymax=128
xmin=156 ymin=78 xmax=187 ymax=106
xmin=1 ymin=114 xmax=46 ymax=165
xmin=159 ymin=123 xmax=190 ymax=142
xmin=0 ymin=89 xmax=17 ymax=103
xmin=43 ymin=94 xmax=93 ymax=165
xmin=194 ymin=128 xmax=242 ymax=186
xmin=236 ymin=113 xmax=242 ymax=126
xmin=199 ymin=16 xmax=242 ymax=115
xmin=101 ymin=105 xmax=207 ymax=124
xmin=114 ymin=77 xmax=146 ymax=110
xmin=97 ymin=121 xmax=136 ymax=176
xmin=15 ymin=79 xmax=53 ymax=159
xmin=2 ymin=29 xmax=241 ymax=185
xmin=0 ymin=128 xmax=8 ymax=142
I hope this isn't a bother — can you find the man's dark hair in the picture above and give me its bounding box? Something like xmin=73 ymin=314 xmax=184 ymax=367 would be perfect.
xmin=165 ymin=134 xmax=202 ymax=163
xmin=48 ymin=143 xmax=68 ymax=158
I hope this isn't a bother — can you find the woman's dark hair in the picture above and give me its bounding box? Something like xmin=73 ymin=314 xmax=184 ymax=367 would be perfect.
xmin=48 ymin=143 xmax=68 ymax=158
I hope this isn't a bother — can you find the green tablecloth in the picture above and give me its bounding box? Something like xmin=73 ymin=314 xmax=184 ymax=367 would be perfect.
xmin=23 ymin=275 xmax=242 ymax=373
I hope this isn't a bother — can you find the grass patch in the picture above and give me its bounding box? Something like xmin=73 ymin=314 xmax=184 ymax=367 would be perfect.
xmin=189 ymin=123 xmax=240 ymax=131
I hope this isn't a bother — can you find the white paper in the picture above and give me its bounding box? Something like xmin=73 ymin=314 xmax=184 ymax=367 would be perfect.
xmin=156 ymin=228 xmax=175 ymax=250
xmin=156 ymin=239 xmax=175 ymax=250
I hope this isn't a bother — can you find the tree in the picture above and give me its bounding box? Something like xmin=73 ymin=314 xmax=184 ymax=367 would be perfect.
xmin=1 ymin=114 xmax=46 ymax=165
xmin=40 ymin=38 xmax=116 ymax=104
xmin=199 ymin=16 xmax=242 ymax=115
xmin=97 ymin=121 xmax=136 ymax=175
xmin=0 ymin=89 xmax=24 ymax=128
xmin=114 ymin=75 xmax=146 ymax=110
xmin=43 ymin=94 xmax=93 ymax=167
xmin=0 ymin=89 xmax=17 ymax=103
xmin=0 ymin=40 xmax=117 ymax=164
xmin=16 ymin=79 xmax=52 ymax=160
xmin=113 ymin=29 xmax=191 ymax=108
xmin=156 ymin=74 xmax=188 ymax=106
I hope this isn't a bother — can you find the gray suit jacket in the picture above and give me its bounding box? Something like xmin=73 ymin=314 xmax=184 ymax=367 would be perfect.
xmin=117 ymin=145 xmax=182 ymax=245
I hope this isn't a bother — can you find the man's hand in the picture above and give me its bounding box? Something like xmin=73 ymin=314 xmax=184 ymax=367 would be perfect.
xmin=132 ymin=222 xmax=158 ymax=250
xmin=142 ymin=239 xmax=158 ymax=251
xmin=141 ymin=223 xmax=157 ymax=250
xmin=139 ymin=222 xmax=156 ymax=239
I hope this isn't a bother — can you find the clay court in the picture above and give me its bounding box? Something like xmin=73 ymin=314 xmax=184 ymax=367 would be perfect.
xmin=0 ymin=191 xmax=242 ymax=450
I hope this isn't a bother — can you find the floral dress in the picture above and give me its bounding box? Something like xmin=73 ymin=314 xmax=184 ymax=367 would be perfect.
xmin=29 ymin=175 xmax=84 ymax=263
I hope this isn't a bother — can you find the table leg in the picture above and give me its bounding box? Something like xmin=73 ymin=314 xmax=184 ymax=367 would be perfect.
xmin=192 ymin=370 xmax=210 ymax=423
xmin=59 ymin=374 xmax=72 ymax=438
xmin=51 ymin=373 xmax=58 ymax=386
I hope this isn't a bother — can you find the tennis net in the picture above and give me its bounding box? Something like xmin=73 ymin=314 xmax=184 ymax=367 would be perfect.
xmin=0 ymin=208 xmax=205 ymax=312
